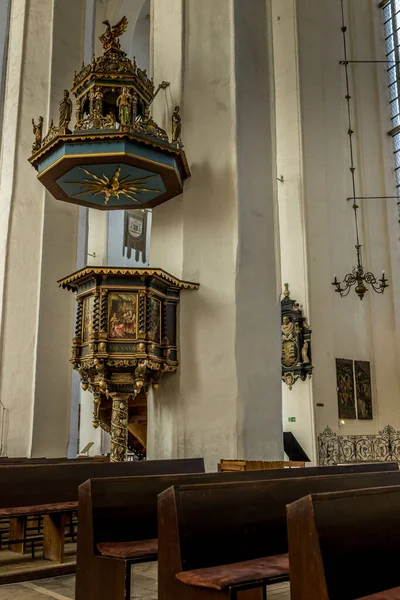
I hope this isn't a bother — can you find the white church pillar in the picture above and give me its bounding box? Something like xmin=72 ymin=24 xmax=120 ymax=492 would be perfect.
xmin=149 ymin=0 xmax=283 ymax=470
xmin=0 ymin=0 xmax=85 ymax=456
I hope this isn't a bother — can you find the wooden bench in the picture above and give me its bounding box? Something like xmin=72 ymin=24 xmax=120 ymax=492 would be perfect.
xmin=218 ymin=459 xmax=305 ymax=471
xmin=158 ymin=470 xmax=400 ymax=600
xmin=0 ymin=456 xmax=108 ymax=463
xmin=76 ymin=462 xmax=398 ymax=600
xmin=0 ymin=457 xmax=204 ymax=565
xmin=287 ymin=485 xmax=400 ymax=600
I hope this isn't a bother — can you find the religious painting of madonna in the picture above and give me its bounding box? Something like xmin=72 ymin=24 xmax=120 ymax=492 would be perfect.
xmin=108 ymin=292 xmax=138 ymax=339
xmin=355 ymin=360 xmax=373 ymax=420
xmin=336 ymin=358 xmax=356 ymax=419
xmin=82 ymin=296 xmax=95 ymax=343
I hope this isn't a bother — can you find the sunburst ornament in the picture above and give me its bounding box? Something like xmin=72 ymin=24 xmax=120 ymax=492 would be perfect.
xmin=68 ymin=166 xmax=160 ymax=205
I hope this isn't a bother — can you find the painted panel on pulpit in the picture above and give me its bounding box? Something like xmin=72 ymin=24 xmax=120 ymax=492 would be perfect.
xmin=355 ymin=361 xmax=373 ymax=420
xmin=336 ymin=358 xmax=356 ymax=420
xmin=108 ymin=292 xmax=138 ymax=339
xmin=82 ymin=296 xmax=95 ymax=343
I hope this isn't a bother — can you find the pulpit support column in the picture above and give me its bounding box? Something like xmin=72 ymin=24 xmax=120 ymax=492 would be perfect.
xmin=110 ymin=393 xmax=130 ymax=462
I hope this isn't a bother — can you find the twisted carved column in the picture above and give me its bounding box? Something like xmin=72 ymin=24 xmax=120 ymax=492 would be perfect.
xmin=110 ymin=393 xmax=130 ymax=462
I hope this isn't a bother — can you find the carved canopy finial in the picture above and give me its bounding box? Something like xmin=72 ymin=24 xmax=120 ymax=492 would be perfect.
xmin=99 ymin=16 xmax=128 ymax=53
xmin=283 ymin=283 xmax=290 ymax=299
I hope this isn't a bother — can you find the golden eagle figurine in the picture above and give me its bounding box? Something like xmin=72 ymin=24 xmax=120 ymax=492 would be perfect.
xmin=99 ymin=16 xmax=128 ymax=52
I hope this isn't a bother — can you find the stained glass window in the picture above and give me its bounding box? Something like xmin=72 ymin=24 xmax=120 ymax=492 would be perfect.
xmin=382 ymin=0 xmax=400 ymax=206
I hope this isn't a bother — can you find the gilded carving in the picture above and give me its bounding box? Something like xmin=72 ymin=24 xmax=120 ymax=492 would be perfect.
xmin=32 ymin=117 xmax=43 ymax=152
xmin=67 ymin=166 xmax=159 ymax=206
xmin=148 ymin=297 xmax=161 ymax=343
xmin=110 ymin=393 xmax=130 ymax=462
xmin=172 ymin=106 xmax=182 ymax=144
xmin=59 ymin=90 xmax=73 ymax=131
xmin=99 ymin=17 xmax=128 ymax=53
xmin=281 ymin=284 xmax=313 ymax=389
xmin=117 ymin=86 xmax=133 ymax=127
xmin=61 ymin=267 xmax=199 ymax=461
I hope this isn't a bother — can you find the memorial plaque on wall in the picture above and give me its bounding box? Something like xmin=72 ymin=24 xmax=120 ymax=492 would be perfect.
xmin=336 ymin=358 xmax=356 ymax=419
xmin=355 ymin=360 xmax=373 ymax=420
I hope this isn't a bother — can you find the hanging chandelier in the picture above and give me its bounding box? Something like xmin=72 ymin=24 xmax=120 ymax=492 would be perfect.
xmin=331 ymin=1 xmax=389 ymax=301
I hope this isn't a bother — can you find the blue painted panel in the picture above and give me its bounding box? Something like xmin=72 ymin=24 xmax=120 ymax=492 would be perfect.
xmin=57 ymin=163 xmax=165 ymax=208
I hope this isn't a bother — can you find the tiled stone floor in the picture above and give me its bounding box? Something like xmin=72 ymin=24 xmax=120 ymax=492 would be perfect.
xmin=0 ymin=562 xmax=290 ymax=599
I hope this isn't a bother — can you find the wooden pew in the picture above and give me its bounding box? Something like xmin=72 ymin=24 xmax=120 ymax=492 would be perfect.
xmin=287 ymin=485 xmax=400 ymax=600
xmin=76 ymin=462 xmax=398 ymax=600
xmin=158 ymin=470 xmax=400 ymax=600
xmin=218 ymin=459 xmax=305 ymax=471
xmin=0 ymin=456 xmax=108 ymax=465
xmin=0 ymin=457 xmax=204 ymax=565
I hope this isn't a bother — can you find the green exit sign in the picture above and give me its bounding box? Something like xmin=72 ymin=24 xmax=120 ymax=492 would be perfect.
xmin=288 ymin=417 xmax=296 ymax=423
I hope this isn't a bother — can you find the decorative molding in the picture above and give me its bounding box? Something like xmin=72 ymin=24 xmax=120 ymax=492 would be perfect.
xmin=57 ymin=266 xmax=200 ymax=291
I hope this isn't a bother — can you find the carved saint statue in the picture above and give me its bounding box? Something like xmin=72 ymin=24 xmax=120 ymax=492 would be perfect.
xmin=94 ymin=86 xmax=103 ymax=116
xmin=281 ymin=315 xmax=294 ymax=341
xmin=32 ymin=116 xmax=43 ymax=152
xmin=75 ymin=98 xmax=83 ymax=129
xmin=117 ymin=87 xmax=132 ymax=126
xmin=301 ymin=340 xmax=310 ymax=364
xmin=172 ymin=106 xmax=182 ymax=143
xmin=59 ymin=90 xmax=73 ymax=130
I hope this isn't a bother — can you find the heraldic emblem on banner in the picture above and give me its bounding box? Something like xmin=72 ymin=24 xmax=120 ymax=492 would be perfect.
xmin=123 ymin=209 xmax=148 ymax=262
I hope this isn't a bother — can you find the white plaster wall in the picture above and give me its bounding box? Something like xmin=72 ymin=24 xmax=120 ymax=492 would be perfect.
xmin=149 ymin=0 xmax=283 ymax=470
xmin=272 ymin=0 xmax=317 ymax=464
xmin=293 ymin=0 xmax=400 ymax=440
xmin=0 ymin=0 xmax=85 ymax=457
xmin=0 ymin=0 xmax=32 ymax=456
xmin=234 ymin=0 xmax=283 ymax=461
xmin=29 ymin=0 xmax=85 ymax=457
xmin=0 ymin=0 xmax=11 ymax=149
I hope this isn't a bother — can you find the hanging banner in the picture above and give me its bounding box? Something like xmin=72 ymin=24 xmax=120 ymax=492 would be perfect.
xmin=123 ymin=209 xmax=148 ymax=263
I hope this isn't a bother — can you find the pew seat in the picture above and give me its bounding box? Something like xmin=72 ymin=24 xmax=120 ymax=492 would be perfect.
xmin=97 ymin=538 xmax=158 ymax=559
xmin=0 ymin=501 xmax=77 ymax=517
xmin=359 ymin=590 xmax=400 ymax=600
xmin=175 ymin=554 xmax=289 ymax=591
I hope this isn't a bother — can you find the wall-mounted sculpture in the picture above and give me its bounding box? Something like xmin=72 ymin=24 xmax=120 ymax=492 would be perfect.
xmin=281 ymin=284 xmax=313 ymax=389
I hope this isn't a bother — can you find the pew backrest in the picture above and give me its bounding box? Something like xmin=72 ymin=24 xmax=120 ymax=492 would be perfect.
xmin=159 ymin=470 xmax=400 ymax=572
xmin=0 ymin=457 xmax=205 ymax=509
xmin=0 ymin=456 xmax=108 ymax=465
xmin=287 ymin=485 xmax=400 ymax=600
xmin=80 ymin=462 xmax=396 ymax=551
